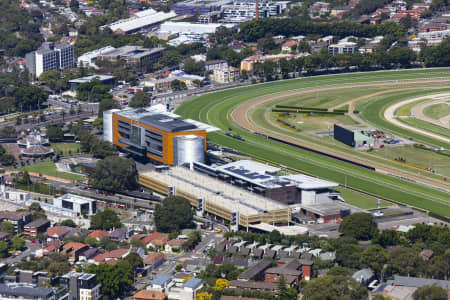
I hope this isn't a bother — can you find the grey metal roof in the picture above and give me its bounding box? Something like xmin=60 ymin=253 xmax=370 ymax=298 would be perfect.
xmin=183 ymin=277 xmax=203 ymax=289
xmin=238 ymin=260 xmax=272 ymax=280
xmin=352 ymin=268 xmax=374 ymax=281
xmin=25 ymin=218 xmax=50 ymax=228
xmin=0 ymin=283 xmax=54 ymax=298
xmin=139 ymin=114 xmax=197 ymax=132
xmin=393 ymin=275 xmax=450 ymax=290
xmin=152 ymin=274 xmax=172 ymax=286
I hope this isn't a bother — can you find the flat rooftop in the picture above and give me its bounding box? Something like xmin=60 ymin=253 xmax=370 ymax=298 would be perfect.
xmin=140 ymin=166 xmax=287 ymax=216
xmin=114 ymin=106 xmax=219 ymax=133
xmin=213 ymin=160 xmax=338 ymax=190
xmin=68 ymin=75 xmax=115 ymax=84
xmin=102 ymin=46 xmax=165 ymax=59
xmin=57 ymin=193 xmax=96 ymax=204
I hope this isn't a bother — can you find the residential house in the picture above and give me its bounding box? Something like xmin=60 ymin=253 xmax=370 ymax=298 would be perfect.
xmin=109 ymin=227 xmax=130 ymax=242
xmin=152 ymin=274 xmax=172 ymax=290
xmin=79 ymin=248 xmax=101 ymax=262
xmin=281 ymin=40 xmax=299 ymax=53
xmin=133 ymin=290 xmax=168 ymax=300
xmin=46 ymin=226 xmax=71 ymax=240
xmin=142 ymin=232 xmax=169 ymax=249
xmin=165 ymin=239 xmax=185 ymax=253
xmin=352 ymin=268 xmax=375 ymax=286
xmin=91 ymin=248 xmax=130 ymax=264
xmin=238 ymin=260 xmax=272 ymax=281
xmin=62 ymin=242 xmax=90 ymax=263
xmin=183 ymin=278 xmax=203 ymax=299
xmin=88 ymin=230 xmax=109 ymax=241
xmin=144 ymin=253 xmax=166 ymax=269
xmin=371 ymin=276 xmax=450 ymax=299
xmin=24 ymin=219 xmax=51 ymax=237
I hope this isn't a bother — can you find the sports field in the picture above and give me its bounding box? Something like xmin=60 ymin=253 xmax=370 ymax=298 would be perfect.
xmin=176 ymin=69 xmax=450 ymax=217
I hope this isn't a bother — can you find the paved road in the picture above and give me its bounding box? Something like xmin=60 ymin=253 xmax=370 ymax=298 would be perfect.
xmin=3 ymin=240 xmax=41 ymax=264
xmin=0 ymin=112 xmax=95 ymax=131
xmin=385 ymin=93 xmax=450 ymax=143
xmin=47 ymin=98 xmax=99 ymax=113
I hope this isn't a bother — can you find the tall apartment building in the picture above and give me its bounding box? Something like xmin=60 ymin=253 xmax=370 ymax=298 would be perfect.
xmin=221 ymin=0 xmax=290 ymax=23
xmin=59 ymin=272 xmax=101 ymax=300
xmin=26 ymin=43 xmax=75 ymax=78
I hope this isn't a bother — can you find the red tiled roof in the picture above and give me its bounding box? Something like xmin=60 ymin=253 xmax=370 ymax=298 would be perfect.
xmin=282 ymin=40 xmax=299 ymax=47
xmin=133 ymin=289 xmax=167 ymax=300
xmin=144 ymin=252 xmax=165 ymax=265
xmin=47 ymin=226 xmax=71 ymax=238
xmin=167 ymin=239 xmax=185 ymax=247
xmin=93 ymin=252 xmax=109 ymax=263
xmin=63 ymin=242 xmax=89 ymax=251
xmin=107 ymin=248 xmax=129 ymax=258
xmin=88 ymin=230 xmax=109 ymax=239
xmin=141 ymin=232 xmax=169 ymax=245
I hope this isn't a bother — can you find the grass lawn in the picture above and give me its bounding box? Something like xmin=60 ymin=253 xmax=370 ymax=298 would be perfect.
xmin=16 ymin=161 xmax=85 ymax=181
xmin=395 ymin=99 xmax=431 ymax=117
xmin=370 ymin=144 xmax=450 ymax=177
xmin=51 ymin=143 xmax=82 ymax=156
xmin=335 ymin=187 xmax=393 ymax=209
xmin=176 ymin=69 xmax=450 ymax=217
xmin=423 ymin=103 xmax=450 ymax=120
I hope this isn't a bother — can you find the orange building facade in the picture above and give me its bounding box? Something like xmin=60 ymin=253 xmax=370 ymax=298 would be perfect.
xmin=110 ymin=109 xmax=207 ymax=166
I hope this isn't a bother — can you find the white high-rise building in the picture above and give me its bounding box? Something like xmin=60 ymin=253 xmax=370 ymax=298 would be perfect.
xmin=26 ymin=42 xmax=75 ymax=78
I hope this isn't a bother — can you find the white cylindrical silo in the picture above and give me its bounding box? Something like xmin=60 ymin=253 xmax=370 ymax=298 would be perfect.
xmin=173 ymin=135 xmax=205 ymax=166
xmin=103 ymin=109 xmax=116 ymax=142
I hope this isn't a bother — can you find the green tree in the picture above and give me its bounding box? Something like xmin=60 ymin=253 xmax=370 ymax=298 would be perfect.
xmin=154 ymin=196 xmax=193 ymax=232
xmin=129 ymin=92 xmax=150 ymax=108
xmin=1 ymin=221 xmax=15 ymax=235
xmin=130 ymin=238 xmax=145 ymax=249
xmin=336 ymin=244 xmax=363 ymax=269
xmin=360 ymin=245 xmax=389 ymax=278
xmin=60 ymin=219 xmax=76 ymax=227
xmin=0 ymin=241 xmax=9 ymax=258
xmin=86 ymin=260 xmax=133 ymax=300
xmin=302 ymin=275 xmax=367 ymax=300
xmin=0 ymin=126 xmax=17 ymax=138
xmin=269 ymin=230 xmax=282 ymax=244
xmin=277 ymin=274 xmax=297 ymax=300
xmin=124 ymin=252 xmax=143 ymax=270
xmin=387 ymin=247 xmax=420 ymax=277
xmin=12 ymin=236 xmax=25 ymax=250
xmin=373 ymin=229 xmax=399 ymax=247
xmin=90 ymin=209 xmax=122 ymax=231
xmin=170 ymin=79 xmax=187 ymax=91
xmin=89 ymin=156 xmax=137 ymax=192
xmin=98 ymin=236 xmax=118 ymax=251
xmin=46 ymin=124 xmax=64 ymax=142
xmin=412 ymin=285 xmax=448 ymax=300
xmin=47 ymin=261 xmax=71 ymax=277
xmin=339 ymin=213 xmax=378 ymax=240
xmin=183 ymin=58 xmax=205 ymax=75
xmin=98 ymin=98 xmax=117 ymax=118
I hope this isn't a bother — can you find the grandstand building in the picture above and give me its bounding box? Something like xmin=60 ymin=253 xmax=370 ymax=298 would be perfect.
xmin=103 ymin=105 xmax=218 ymax=166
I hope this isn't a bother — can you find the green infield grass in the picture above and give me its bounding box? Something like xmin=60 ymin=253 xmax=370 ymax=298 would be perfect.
xmin=395 ymin=99 xmax=431 ymax=117
xmin=423 ymin=103 xmax=450 ymax=120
